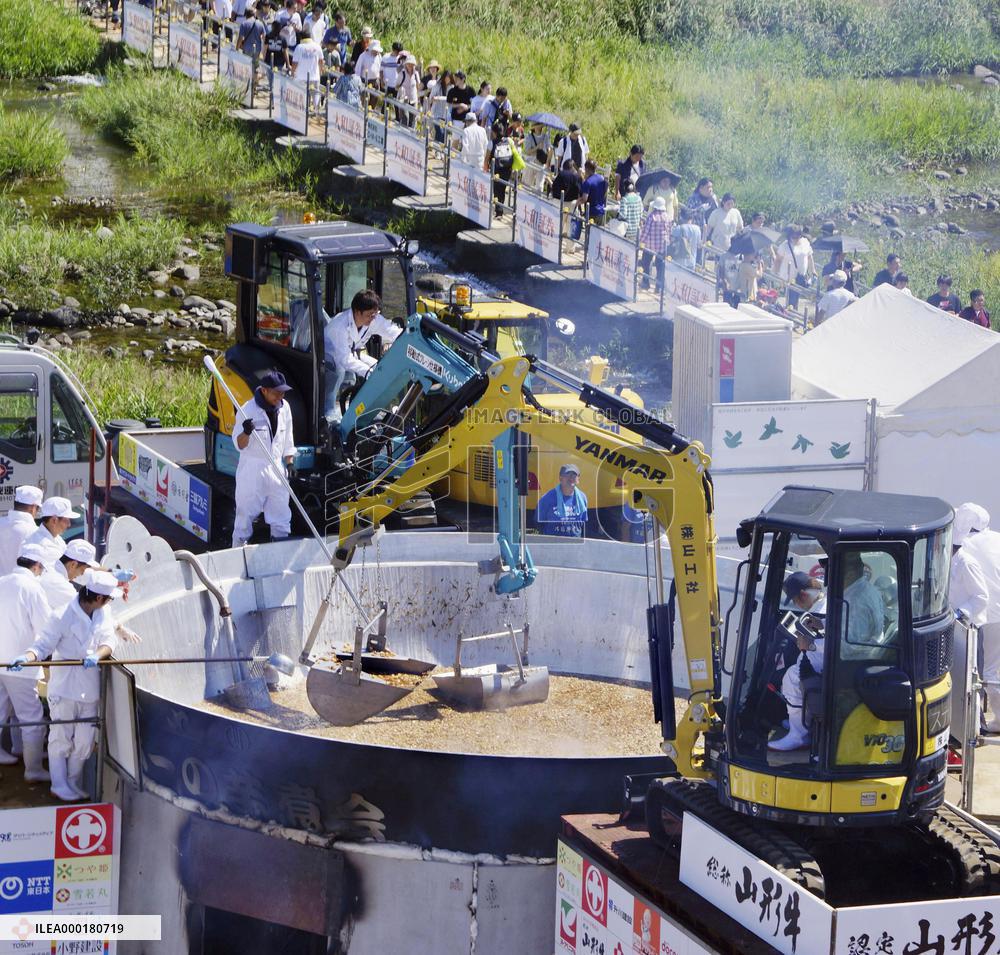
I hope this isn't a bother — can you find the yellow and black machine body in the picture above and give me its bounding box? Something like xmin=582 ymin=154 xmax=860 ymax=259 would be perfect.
xmin=645 ymin=485 xmax=1000 ymax=904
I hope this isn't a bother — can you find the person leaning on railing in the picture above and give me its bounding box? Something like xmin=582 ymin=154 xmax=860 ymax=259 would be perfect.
xmin=639 ymin=197 xmax=671 ymax=292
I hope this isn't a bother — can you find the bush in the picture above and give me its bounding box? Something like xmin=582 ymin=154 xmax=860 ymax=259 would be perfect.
xmin=0 ymin=209 xmax=185 ymax=311
xmin=0 ymin=107 xmax=67 ymax=179
xmin=60 ymin=350 xmax=208 ymax=427
xmin=0 ymin=0 xmax=100 ymax=77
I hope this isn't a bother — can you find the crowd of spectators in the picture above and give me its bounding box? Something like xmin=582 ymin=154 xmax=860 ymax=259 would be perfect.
xmin=219 ymin=3 xmax=995 ymax=326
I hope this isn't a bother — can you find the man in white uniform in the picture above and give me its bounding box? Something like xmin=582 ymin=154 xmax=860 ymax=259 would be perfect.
xmin=41 ymin=538 xmax=101 ymax=615
xmin=11 ymin=569 xmax=120 ymax=801
xmin=951 ymin=503 xmax=1000 ymax=731
xmin=323 ymin=289 xmax=400 ymax=425
xmin=459 ymin=112 xmax=489 ymax=170
xmin=0 ymin=542 xmax=53 ymax=784
xmin=770 ymin=572 xmax=827 ymax=751
xmin=0 ymin=485 xmax=43 ymax=574
xmin=25 ymin=496 xmax=78 ymax=569
xmin=231 ymin=371 xmax=296 ymax=548
xmin=950 ymin=503 xmax=990 ymax=627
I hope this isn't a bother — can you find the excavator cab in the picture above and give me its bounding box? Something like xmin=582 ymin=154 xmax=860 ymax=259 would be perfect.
xmin=208 ymin=221 xmax=417 ymax=475
xmin=720 ymin=486 xmax=953 ymax=826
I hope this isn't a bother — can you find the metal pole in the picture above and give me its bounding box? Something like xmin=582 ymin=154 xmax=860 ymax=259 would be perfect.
xmin=558 ymin=196 xmax=564 ymax=267
xmin=962 ymin=621 xmax=979 ymax=812
xmin=422 ymin=122 xmax=429 ymax=196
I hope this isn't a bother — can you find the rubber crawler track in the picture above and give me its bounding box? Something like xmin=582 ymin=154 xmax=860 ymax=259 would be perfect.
xmin=922 ymin=804 xmax=1000 ymax=896
xmin=646 ymin=778 xmax=827 ymax=899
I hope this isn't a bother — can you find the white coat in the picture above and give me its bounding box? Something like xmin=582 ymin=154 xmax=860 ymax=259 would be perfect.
xmin=0 ymin=567 xmax=52 ymax=681
xmin=231 ymin=392 xmax=296 ymax=545
xmin=24 ymin=525 xmax=66 ymax=570
xmin=957 ymin=529 xmax=1000 ymax=729
xmin=951 ymin=546 xmax=990 ymax=626
xmin=40 ymin=561 xmax=78 ymax=615
xmin=323 ymin=309 xmax=401 ymax=423
xmin=29 ymin=597 xmax=117 ymax=703
xmin=0 ymin=510 xmax=37 ymax=575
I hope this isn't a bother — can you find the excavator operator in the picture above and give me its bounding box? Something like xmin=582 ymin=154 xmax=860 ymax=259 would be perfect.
xmin=769 ymin=572 xmax=826 ymax=752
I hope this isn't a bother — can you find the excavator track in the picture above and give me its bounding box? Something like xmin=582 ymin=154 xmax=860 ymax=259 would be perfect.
xmin=645 ymin=777 xmax=827 ymax=899
xmin=646 ymin=778 xmax=1000 ymax=906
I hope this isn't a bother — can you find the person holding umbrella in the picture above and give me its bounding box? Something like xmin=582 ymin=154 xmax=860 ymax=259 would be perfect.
xmin=636 ymin=168 xmax=681 ymax=221
xmin=813 ymin=234 xmax=867 ymax=294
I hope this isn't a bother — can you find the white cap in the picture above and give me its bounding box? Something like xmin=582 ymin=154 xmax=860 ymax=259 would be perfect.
xmin=954 ymin=503 xmax=991 ymax=546
xmin=18 ymin=542 xmax=48 ymax=564
xmin=831 ymin=268 xmax=848 ymax=284
xmin=64 ymin=539 xmax=100 ymax=568
xmin=650 ymin=197 xmax=667 ymax=211
xmin=369 ymin=38 xmax=382 ymax=51
xmin=39 ymin=497 xmax=80 ymax=520
xmin=14 ymin=485 xmax=43 ymax=506
xmin=81 ymin=569 xmax=119 ymax=598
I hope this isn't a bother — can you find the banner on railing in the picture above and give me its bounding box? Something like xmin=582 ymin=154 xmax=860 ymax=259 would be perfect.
xmin=385 ymin=128 xmax=426 ymax=195
xmin=327 ymin=100 xmax=365 ymax=163
xmin=272 ymin=73 xmax=308 ymax=135
xmin=585 ymin=226 xmax=637 ymax=300
xmin=217 ymin=47 xmax=254 ymax=107
xmin=449 ymin=160 xmax=492 ymax=228
xmin=660 ymin=259 xmax=717 ymax=316
xmin=168 ymin=22 xmax=202 ymax=82
xmin=366 ymin=112 xmax=386 ymax=152
xmin=515 ymin=190 xmax=561 ymax=264
xmin=122 ymin=0 xmax=154 ymax=54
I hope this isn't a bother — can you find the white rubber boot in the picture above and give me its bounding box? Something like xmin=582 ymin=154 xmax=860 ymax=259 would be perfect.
xmin=769 ymin=707 xmax=810 ymax=751
xmin=22 ymin=736 xmax=49 ymax=783
xmin=49 ymin=756 xmax=81 ymax=802
xmin=67 ymin=756 xmax=90 ymax=800
xmin=0 ymin=748 xmax=17 ymax=765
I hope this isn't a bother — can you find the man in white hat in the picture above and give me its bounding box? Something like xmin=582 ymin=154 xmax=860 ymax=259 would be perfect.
xmin=815 ymin=269 xmax=857 ymax=324
xmin=0 ymin=542 xmax=53 ymax=784
xmin=950 ymin=503 xmax=1000 ymax=731
xmin=25 ymin=496 xmax=79 ymax=569
xmin=41 ymin=538 xmax=101 ymax=615
xmin=460 ymin=112 xmax=489 ymax=170
xmin=0 ymin=485 xmax=43 ymax=575
xmin=10 ymin=569 xmax=119 ymax=801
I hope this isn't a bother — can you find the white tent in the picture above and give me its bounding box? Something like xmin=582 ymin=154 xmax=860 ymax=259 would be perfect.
xmin=793 ymin=283 xmax=1000 ymax=516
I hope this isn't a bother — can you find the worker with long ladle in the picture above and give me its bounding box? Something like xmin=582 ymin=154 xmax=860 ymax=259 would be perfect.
xmin=9 ymin=569 xmax=121 ymax=801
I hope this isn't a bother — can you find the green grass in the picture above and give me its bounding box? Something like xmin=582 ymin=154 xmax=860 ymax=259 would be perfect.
xmin=0 ymin=0 xmax=100 ymax=77
xmin=74 ymin=66 xmax=306 ymax=204
xmin=0 ymin=207 xmax=185 ymax=311
xmin=60 ymin=349 xmax=208 ymax=426
xmin=0 ymin=107 xmax=67 ymax=180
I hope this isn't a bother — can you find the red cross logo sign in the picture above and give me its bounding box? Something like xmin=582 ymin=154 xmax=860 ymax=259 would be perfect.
xmin=581 ymin=861 xmax=607 ymax=925
xmin=56 ymin=805 xmax=113 ymax=858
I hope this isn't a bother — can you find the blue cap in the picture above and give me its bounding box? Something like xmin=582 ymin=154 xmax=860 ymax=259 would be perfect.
xmin=783 ymin=571 xmax=812 ymax=601
xmin=260 ymin=371 xmax=292 ymax=392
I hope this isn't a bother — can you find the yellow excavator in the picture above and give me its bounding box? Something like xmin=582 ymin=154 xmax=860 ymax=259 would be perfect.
xmin=332 ymin=334 xmax=999 ymax=907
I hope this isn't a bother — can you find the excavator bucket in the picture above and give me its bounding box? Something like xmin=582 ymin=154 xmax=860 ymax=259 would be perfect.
xmin=332 ymin=651 xmax=435 ymax=675
xmin=432 ymin=664 xmax=550 ymax=711
xmin=306 ymin=660 xmax=414 ymax=726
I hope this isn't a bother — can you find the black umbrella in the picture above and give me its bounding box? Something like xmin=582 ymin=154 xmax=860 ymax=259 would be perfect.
xmin=728 ymin=230 xmax=776 ymax=256
xmin=812 ymin=234 xmax=869 ymax=254
xmin=635 ymin=168 xmax=682 ymax=196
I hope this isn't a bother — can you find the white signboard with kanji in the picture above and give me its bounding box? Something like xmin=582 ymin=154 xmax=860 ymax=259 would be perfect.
xmin=835 ymin=896 xmax=1000 ymax=955
xmin=585 ymin=226 xmax=637 ymax=301
xmin=217 ymin=47 xmax=254 ymax=107
xmin=448 ymin=160 xmax=492 ymax=228
xmin=0 ymin=803 xmax=121 ymax=953
xmin=660 ymin=260 xmax=717 ymax=316
xmin=327 ymin=100 xmax=365 ymax=163
xmin=556 ymin=839 xmax=716 ymax=955
xmin=272 ymin=73 xmax=309 ymax=135
xmin=515 ymin=190 xmax=561 ymax=264
xmin=385 ymin=128 xmax=426 ymax=195
xmin=679 ymin=813 xmax=832 ymax=955
xmin=709 ymin=398 xmax=871 ymax=471
xmin=121 ymin=1 xmax=153 ymax=54
xmin=168 ymin=22 xmax=201 ymax=82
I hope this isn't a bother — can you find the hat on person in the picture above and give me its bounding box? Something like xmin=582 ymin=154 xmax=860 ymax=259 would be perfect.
xmin=64 ymin=539 xmax=100 ymax=569
xmin=14 ymin=485 xmax=43 ymax=506
xmin=369 ymin=38 xmax=382 ymax=51
xmin=259 ymin=371 xmax=292 ymax=393
xmin=464 ymin=112 xmax=478 ymax=124
xmin=559 ymin=463 xmax=581 ymax=477
xmin=82 ymin=569 xmax=120 ymax=598
xmin=651 ymin=196 xmax=668 ymax=212
xmin=831 ymin=268 xmax=848 ymax=284
xmin=361 ymin=25 xmax=372 ymax=36
xmin=427 ymin=59 xmax=440 ymax=69
xmin=783 ymin=571 xmax=814 ymax=602
xmin=404 ymin=53 xmax=416 ymax=65
xmin=954 ymin=502 xmax=991 ymax=546
xmin=39 ymin=496 xmax=79 ymax=520
xmin=17 ymin=542 xmax=48 ymax=564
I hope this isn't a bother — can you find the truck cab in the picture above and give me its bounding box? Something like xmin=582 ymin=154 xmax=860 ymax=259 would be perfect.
xmin=0 ymin=336 xmax=108 ymax=518
xmin=207 ymin=221 xmax=418 ymax=474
